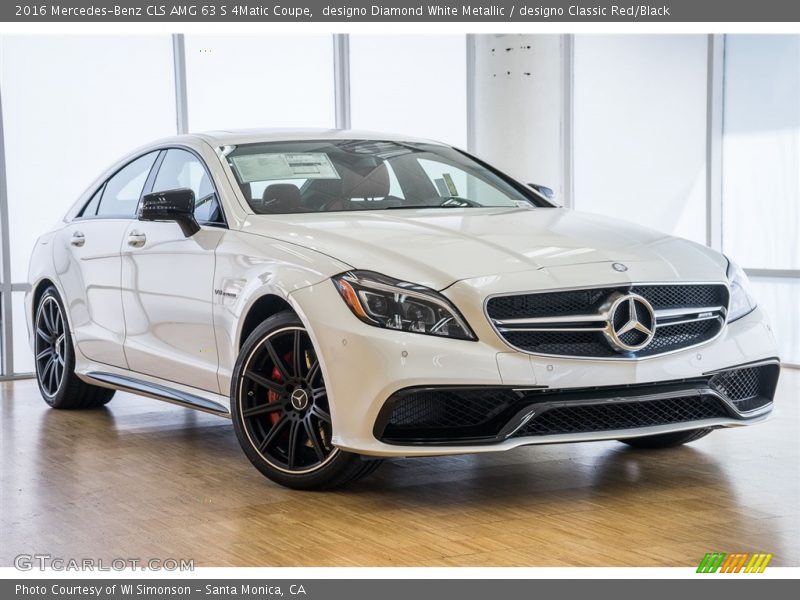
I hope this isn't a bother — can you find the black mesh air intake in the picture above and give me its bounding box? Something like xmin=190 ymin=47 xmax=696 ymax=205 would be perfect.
xmin=378 ymin=388 xmax=521 ymax=443
xmin=709 ymin=363 xmax=779 ymax=412
xmin=375 ymin=363 xmax=778 ymax=445
xmin=511 ymin=395 xmax=728 ymax=437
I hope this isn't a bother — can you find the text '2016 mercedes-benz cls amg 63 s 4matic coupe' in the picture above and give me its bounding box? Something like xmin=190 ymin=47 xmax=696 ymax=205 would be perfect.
xmin=27 ymin=130 xmax=781 ymax=489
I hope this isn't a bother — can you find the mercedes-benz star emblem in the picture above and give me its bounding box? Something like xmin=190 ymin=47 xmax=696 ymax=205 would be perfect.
xmin=604 ymin=293 xmax=656 ymax=353
xmin=612 ymin=262 xmax=628 ymax=272
xmin=290 ymin=388 xmax=309 ymax=411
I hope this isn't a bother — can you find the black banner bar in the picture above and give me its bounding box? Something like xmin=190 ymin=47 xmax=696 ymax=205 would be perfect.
xmin=3 ymin=579 xmax=800 ymax=600
xmin=4 ymin=1 xmax=800 ymax=22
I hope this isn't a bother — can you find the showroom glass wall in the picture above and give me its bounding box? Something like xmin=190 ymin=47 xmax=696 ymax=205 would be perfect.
xmin=0 ymin=36 xmax=178 ymax=376
xmin=722 ymin=35 xmax=800 ymax=366
xmin=571 ymin=34 xmax=799 ymax=365
xmin=0 ymin=34 xmax=468 ymax=378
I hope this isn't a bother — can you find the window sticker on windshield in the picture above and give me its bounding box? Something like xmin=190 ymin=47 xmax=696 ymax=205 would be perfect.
xmin=442 ymin=173 xmax=459 ymax=196
xmin=231 ymin=153 xmax=340 ymax=183
xmin=433 ymin=178 xmax=450 ymax=197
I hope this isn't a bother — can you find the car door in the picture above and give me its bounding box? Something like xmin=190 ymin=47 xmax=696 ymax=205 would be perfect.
xmin=56 ymin=152 xmax=160 ymax=368
xmin=120 ymin=148 xmax=225 ymax=393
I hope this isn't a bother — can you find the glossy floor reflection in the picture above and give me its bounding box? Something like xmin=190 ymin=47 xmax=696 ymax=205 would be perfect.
xmin=2 ymin=370 xmax=798 ymax=567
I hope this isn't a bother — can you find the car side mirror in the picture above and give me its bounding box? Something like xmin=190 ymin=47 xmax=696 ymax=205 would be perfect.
xmin=138 ymin=188 xmax=200 ymax=237
xmin=528 ymin=183 xmax=557 ymax=203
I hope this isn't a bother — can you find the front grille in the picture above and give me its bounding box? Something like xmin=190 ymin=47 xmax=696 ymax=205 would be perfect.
xmin=487 ymin=288 xmax=616 ymax=321
xmin=375 ymin=363 xmax=778 ymax=444
xmin=501 ymin=330 xmax=618 ymax=358
xmin=638 ymin=319 xmax=720 ymax=356
xmin=486 ymin=283 xmax=729 ymax=359
xmin=633 ymin=284 xmax=726 ymax=309
xmin=512 ymin=395 xmax=727 ymax=437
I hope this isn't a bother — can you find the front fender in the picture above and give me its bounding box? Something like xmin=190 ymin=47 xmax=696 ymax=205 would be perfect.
xmin=213 ymin=229 xmax=351 ymax=392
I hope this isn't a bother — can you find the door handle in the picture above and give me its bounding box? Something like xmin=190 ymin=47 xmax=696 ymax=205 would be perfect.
xmin=127 ymin=231 xmax=147 ymax=248
xmin=70 ymin=231 xmax=85 ymax=247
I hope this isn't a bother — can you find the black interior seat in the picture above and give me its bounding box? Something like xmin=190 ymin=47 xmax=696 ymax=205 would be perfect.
xmin=255 ymin=183 xmax=302 ymax=213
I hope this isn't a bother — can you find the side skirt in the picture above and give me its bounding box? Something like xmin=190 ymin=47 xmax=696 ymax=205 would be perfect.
xmin=82 ymin=371 xmax=231 ymax=418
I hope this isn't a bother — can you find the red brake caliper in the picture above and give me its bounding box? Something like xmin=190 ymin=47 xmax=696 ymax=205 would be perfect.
xmin=266 ymin=351 xmax=294 ymax=426
xmin=267 ymin=364 xmax=284 ymax=426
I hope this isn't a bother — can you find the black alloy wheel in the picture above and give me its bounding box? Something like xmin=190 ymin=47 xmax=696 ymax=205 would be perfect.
xmin=232 ymin=312 xmax=382 ymax=489
xmin=238 ymin=324 xmax=337 ymax=473
xmin=35 ymin=294 xmax=67 ymax=398
xmin=34 ymin=286 xmax=115 ymax=409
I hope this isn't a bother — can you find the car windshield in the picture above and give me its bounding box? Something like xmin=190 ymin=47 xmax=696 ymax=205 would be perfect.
xmin=223 ymin=139 xmax=545 ymax=214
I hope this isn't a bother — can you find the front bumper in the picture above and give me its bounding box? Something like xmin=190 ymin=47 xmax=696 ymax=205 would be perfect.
xmin=289 ymin=281 xmax=781 ymax=457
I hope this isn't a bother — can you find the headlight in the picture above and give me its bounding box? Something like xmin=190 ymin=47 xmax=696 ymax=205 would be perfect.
xmin=333 ymin=271 xmax=477 ymax=341
xmin=726 ymin=258 xmax=757 ymax=322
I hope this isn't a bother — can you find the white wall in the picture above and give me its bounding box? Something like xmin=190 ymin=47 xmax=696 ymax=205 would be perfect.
xmin=349 ymin=35 xmax=467 ymax=148
xmin=573 ymin=35 xmax=708 ymax=244
xmin=472 ymin=34 xmax=565 ymax=196
xmin=184 ymin=35 xmax=336 ymax=131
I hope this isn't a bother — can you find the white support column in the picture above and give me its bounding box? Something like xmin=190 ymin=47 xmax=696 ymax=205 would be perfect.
xmin=0 ymin=83 xmax=14 ymax=377
xmin=471 ymin=34 xmax=568 ymax=202
xmin=466 ymin=34 xmax=477 ymax=153
xmin=172 ymin=34 xmax=189 ymax=135
xmin=333 ymin=34 xmax=351 ymax=130
xmin=561 ymin=34 xmax=575 ymax=209
xmin=706 ymin=34 xmax=725 ymax=251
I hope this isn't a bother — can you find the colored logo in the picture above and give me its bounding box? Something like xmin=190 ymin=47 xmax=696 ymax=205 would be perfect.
xmin=697 ymin=552 xmax=773 ymax=573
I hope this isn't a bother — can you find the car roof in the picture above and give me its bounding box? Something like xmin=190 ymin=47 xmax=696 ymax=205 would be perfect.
xmin=183 ymin=128 xmax=449 ymax=148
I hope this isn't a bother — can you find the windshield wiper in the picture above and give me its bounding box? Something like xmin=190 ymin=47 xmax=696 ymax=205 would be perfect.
xmin=384 ymin=204 xmax=467 ymax=210
xmin=436 ymin=196 xmax=482 ymax=207
xmin=384 ymin=196 xmax=483 ymax=210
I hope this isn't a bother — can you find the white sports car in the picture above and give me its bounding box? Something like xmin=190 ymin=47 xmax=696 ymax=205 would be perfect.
xmin=26 ymin=130 xmax=780 ymax=489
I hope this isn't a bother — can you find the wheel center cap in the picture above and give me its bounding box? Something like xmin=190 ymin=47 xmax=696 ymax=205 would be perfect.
xmin=290 ymin=388 xmax=309 ymax=411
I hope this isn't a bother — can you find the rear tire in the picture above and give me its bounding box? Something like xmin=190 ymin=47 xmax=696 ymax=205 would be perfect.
xmin=34 ymin=287 xmax=115 ymax=409
xmin=619 ymin=428 xmax=712 ymax=449
xmin=231 ymin=311 xmax=382 ymax=490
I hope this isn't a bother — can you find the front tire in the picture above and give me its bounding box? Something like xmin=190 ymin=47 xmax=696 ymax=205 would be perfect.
xmin=34 ymin=287 xmax=115 ymax=409
xmin=231 ymin=311 xmax=382 ymax=490
xmin=619 ymin=428 xmax=712 ymax=449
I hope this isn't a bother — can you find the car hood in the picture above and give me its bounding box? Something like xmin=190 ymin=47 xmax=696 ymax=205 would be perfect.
xmin=242 ymin=207 xmax=728 ymax=290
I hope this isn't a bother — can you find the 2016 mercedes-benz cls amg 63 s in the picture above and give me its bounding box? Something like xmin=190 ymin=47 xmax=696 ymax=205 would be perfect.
xmin=27 ymin=129 xmax=780 ymax=489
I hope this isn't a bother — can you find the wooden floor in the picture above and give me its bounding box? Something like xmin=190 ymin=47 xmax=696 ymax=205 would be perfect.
xmin=2 ymin=370 xmax=798 ymax=568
